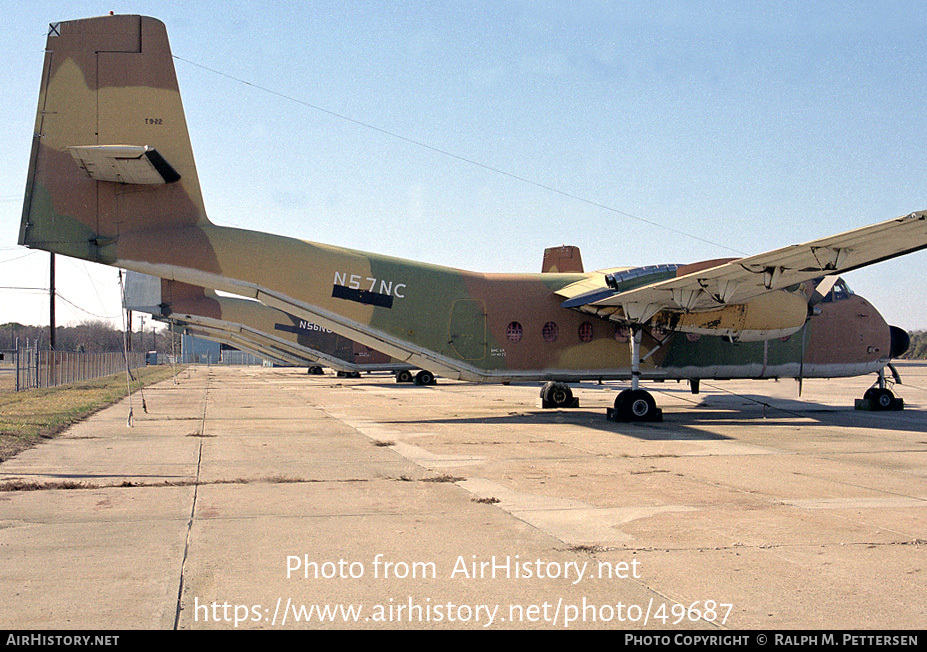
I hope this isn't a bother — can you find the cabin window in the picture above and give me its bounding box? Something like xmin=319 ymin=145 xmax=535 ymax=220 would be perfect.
xmin=578 ymin=322 xmax=594 ymax=343
xmin=506 ymin=321 xmax=523 ymax=343
xmin=542 ymin=321 xmax=560 ymax=343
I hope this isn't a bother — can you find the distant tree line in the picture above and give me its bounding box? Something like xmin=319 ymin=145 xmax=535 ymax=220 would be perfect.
xmin=1 ymin=320 xmax=177 ymax=354
xmin=902 ymin=330 xmax=927 ymax=360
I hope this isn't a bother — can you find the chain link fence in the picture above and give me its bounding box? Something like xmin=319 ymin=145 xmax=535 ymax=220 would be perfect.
xmin=14 ymin=342 xmax=146 ymax=391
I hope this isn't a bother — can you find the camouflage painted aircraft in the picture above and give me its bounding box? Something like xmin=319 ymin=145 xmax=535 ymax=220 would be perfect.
xmin=20 ymin=15 xmax=924 ymax=421
xmin=124 ymin=271 xmax=420 ymax=379
xmin=124 ymin=248 xmax=581 ymax=380
xmin=176 ymin=323 xmax=303 ymax=368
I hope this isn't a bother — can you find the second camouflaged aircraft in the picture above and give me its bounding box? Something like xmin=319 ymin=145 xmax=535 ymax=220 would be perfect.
xmin=20 ymin=15 xmax=923 ymax=420
xmin=124 ymin=271 xmax=420 ymax=380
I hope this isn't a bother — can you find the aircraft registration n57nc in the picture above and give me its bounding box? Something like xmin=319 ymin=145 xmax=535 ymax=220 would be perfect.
xmin=19 ymin=15 xmax=924 ymax=420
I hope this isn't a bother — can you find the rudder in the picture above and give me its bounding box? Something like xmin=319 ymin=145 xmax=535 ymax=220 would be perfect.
xmin=20 ymin=14 xmax=208 ymax=264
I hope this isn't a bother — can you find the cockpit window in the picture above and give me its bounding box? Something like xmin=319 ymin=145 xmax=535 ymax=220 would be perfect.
xmin=819 ymin=278 xmax=855 ymax=303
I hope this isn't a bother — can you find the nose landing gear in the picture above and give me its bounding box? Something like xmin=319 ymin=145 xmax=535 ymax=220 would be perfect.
xmin=855 ymin=367 xmax=904 ymax=412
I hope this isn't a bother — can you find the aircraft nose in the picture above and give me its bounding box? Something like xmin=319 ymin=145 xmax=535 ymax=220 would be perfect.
xmin=889 ymin=326 xmax=910 ymax=358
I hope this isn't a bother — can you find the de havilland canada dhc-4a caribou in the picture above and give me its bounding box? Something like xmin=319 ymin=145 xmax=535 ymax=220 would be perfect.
xmin=19 ymin=15 xmax=924 ymax=421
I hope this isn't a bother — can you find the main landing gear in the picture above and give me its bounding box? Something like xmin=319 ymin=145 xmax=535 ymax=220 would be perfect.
xmin=396 ymin=369 xmax=437 ymax=385
xmin=538 ymin=380 xmax=660 ymax=420
xmin=413 ymin=370 xmax=437 ymax=386
xmin=608 ymin=388 xmax=662 ymax=422
xmin=608 ymin=327 xmax=663 ymax=422
xmin=540 ymin=381 xmax=579 ymax=408
xmin=855 ymin=367 xmax=904 ymax=412
xmin=538 ymin=328 xmax=664 ymax=421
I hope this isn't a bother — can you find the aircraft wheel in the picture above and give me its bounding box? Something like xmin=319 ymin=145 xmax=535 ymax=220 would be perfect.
xmin=613 ymin=389 xmax=659 ymax=421
xmin=541 ymin=381 xmax=573 ymax=408
xmin=396 ymin=370 xmax=413 ymax=383
xmin=864 ymin=387 xmax=895 ymax=411
xmin=414 ymin=370 xmax=436 ymax=386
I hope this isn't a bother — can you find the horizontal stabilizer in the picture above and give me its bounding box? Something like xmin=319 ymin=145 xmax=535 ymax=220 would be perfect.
xmin=68 ymin=145 xmax=181 ymax=185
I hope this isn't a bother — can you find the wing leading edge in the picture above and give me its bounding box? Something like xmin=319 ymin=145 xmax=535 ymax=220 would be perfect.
xmin=558 ymin=211 xmax=927 ymax=322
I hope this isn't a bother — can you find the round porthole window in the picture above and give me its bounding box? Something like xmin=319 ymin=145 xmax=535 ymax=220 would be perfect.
xmin=506 ymin=321 xmax=523 ymax=343
xmin=578 ymin=322 xmax=593 ymax=343
xmin=542 ymin=321 xmax=559 ymax=343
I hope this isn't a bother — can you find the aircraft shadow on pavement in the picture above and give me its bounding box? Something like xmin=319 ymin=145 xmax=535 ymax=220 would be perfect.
xmin=383 ymin=410 xmax=734 ymax=441
xmin=379 ymin=392 xmax=926 ymax=440
xmin=656 ymin=390 xmax=927 ymax=434
xmin=334 ymin=377 xmax=925 ymax=436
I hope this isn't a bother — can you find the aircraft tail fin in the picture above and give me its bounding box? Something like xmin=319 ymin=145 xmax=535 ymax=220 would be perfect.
xmin=542 ymin=245 xmax=584 ymax=273
xmin=20 ymin=14 xmax=208 ymax=264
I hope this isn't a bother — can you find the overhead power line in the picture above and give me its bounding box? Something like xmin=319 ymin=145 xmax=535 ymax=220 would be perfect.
xmin=173 ymin=55 xmax=746 ymax=256
xmin=54 ymin=292 xmax=115 ymax=321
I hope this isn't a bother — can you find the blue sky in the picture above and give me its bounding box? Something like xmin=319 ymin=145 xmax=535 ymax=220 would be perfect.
xmin=2 ymin=1 xmax=926 ymax=333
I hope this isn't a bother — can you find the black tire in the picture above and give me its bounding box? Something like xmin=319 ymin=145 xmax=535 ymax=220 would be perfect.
xmin=548 ymin=383 xmax=573 ymax=407
xmin=867 ymin=387 xmax=895 ymax=411
xmin=614 ymin=389 xmax=657 ymax=421
xmin=414 ymin=370 xmax=435 ymax=386
xmin=396 ymin=370 xmax=413 ymax=383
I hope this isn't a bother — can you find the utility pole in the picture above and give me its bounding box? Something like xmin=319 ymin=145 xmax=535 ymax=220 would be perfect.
xmin=49 ymin=253 xmax=56 ymax=349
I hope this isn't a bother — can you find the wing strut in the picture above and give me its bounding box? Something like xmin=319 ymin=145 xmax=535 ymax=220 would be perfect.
xmin=630 ymin=328 xmax=642 ymax=392
xmin=607 ymin=328 xmax=664 ymax=422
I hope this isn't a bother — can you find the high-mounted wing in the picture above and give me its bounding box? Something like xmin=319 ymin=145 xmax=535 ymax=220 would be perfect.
xmin=559 ymin=211 xmax=927 ymax=323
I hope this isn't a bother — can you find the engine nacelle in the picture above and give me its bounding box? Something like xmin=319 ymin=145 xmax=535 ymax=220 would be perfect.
xmin=654 ymin=290 xmax=808 ymax=342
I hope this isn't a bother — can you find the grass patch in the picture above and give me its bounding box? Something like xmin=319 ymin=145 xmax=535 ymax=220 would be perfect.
xmin=0 ymin=479 xmax=90 ymax=491
xmin=0 ymin=365 xmax=186 ymax=462
xmin=422 ymin=474 xmax=465 ymax=483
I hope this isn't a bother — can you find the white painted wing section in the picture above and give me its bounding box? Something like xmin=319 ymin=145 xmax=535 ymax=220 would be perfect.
xmin=571 ymin=211 xmax=927 ymax=316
